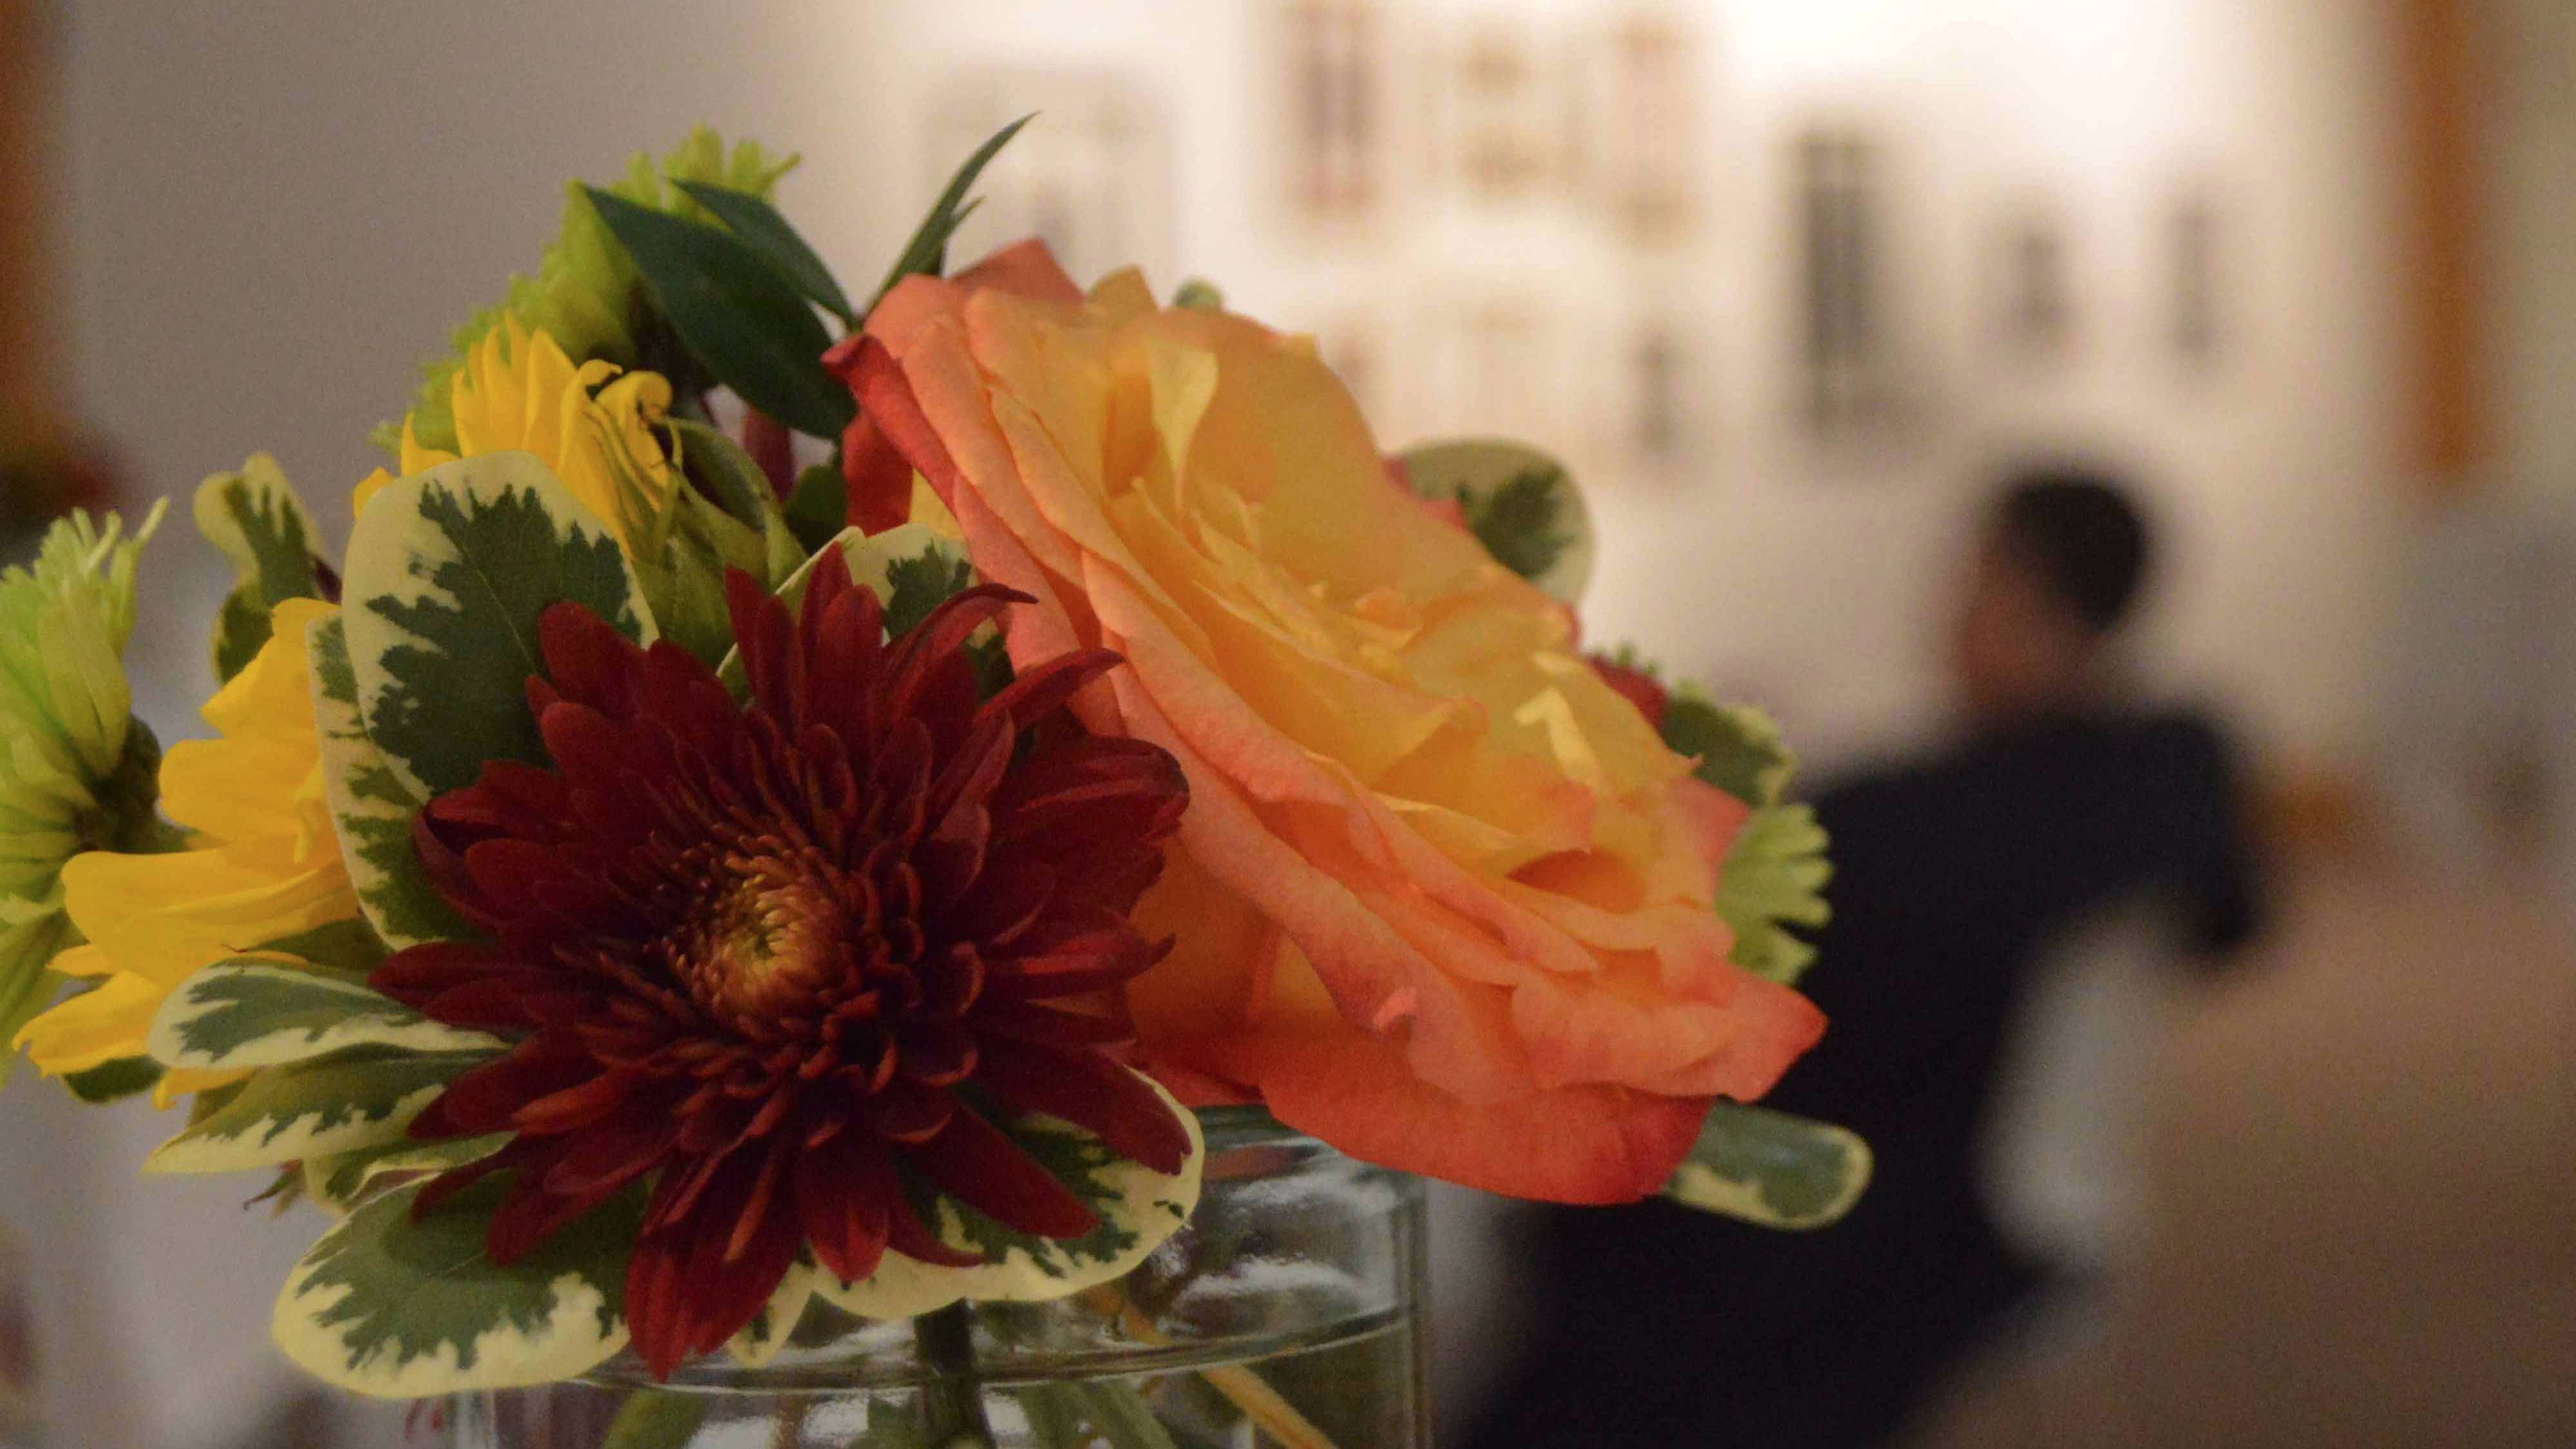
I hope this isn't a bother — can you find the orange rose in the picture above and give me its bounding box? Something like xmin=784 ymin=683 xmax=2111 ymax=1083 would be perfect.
xmin=844 ymin=242 xmax=1824 ymax=1202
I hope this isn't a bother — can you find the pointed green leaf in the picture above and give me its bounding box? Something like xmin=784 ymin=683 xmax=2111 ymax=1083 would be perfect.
xmin=308 ymin=613 xmax=478 ymax=949
xmin=275 ymin=1177 xmax=639 ymax=1397
xmin=305 ymin=1132 xmax=510 ymax=1215
xmin=583 ymin=187 xmax=854 ymax=440
xmin=874 ymin=115 xmax=1034 ymax=310
xmin=194 ymin=454 xmax=327 ymax=683
xmin=674 ymin=180 xmax=857 ymax=325
xmin=627 ymin=488 xmax=776 ymax=668
xmin=816 ymin=1077 xmax=1202 ymax=1322
xmin=1396 ymin=440 xmax=1596 ymax=606
xmin=667 ymin=418 xmax=804 ymax=583
xmin=148 ymin=961 xmax=498 ymax=1073
xmin=146 ymin=1047 xmax=488 ymax=1174
xmin=1662 ymin=1102 xmax=1871 ymax=1231
xmin=341 ymin=453 xmax=652 ymax=801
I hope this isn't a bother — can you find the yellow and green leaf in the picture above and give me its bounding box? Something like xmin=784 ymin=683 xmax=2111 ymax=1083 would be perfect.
xmin=814 ymin=1079 xmax=1204 ymax=1322
xmin=1397 ymin=439 xmax=1596 ymax=606
xmin=341 ymin=452 xmax=654 ymax=800
xmin=195 ymin=454 xmax=327 ymax=683
xmin=304 ymin=1132 xmax=510 ymax=1215
xmin=308 ymin=613 xmax=475 ymax=949
xmin=1662 ymin=1101 xmax=1871 ymax=1231
xmin=274 ymin=1177 xmax=638 ymax=1397
xmin=712 ymin=524 xmax=972 ymax=694
xmin=147 ymin=961 xmax=497 ymax=1073
xmin=146 ymin=1047 xmax=487 ymax=1174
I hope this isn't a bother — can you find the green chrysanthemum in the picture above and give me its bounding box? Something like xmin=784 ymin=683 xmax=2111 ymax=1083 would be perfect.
xmin=382 ymin=127 xmax=798 ymax=455
xmin=1660 ymin=690 xmax=1833 ymax=983
xmin=0 ymin=506 xmax=175 ymax=1072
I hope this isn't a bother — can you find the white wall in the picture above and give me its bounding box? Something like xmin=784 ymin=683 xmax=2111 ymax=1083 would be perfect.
xmin=843 ymin=0 xmax=2413 ymax=775
xmin=17 ymin=1 xmax=2417 ymax=1443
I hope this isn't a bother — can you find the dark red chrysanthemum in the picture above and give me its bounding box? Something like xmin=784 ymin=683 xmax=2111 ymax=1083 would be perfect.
xmin=372 ymin=552 xmax=1192 ymax=1376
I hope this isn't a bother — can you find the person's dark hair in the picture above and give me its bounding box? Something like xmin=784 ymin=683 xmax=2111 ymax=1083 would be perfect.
xmin=1989 ymin=468 xmax=2153 ymax=635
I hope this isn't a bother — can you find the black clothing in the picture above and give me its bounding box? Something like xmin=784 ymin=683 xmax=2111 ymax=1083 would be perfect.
xmin=1464 ymin=710 xmax=2262 ymax=1449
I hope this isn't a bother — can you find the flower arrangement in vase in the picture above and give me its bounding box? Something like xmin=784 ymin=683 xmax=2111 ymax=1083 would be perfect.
xmin=0 ymin=122 xmax=1861 ymax=1447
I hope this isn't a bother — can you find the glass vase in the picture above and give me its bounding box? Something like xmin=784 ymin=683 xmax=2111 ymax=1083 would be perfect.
xmin=431 ymin=1110 xmax=1429 ymax=1448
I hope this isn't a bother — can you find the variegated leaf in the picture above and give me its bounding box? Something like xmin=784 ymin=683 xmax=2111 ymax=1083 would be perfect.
xmin=274 ymin=1177 xmax=638 ymax=1397
xmin=308 ymin=612 xmax=475 ymax=949
xmin=724 ymin=1256 xmax=822 ymax=1367
xmin=1662 ymin=1101 xmax=1871 ymax=1231
xmin=195 ymin=453 xmax=327 ymax=683
xmin=146 ymin=1048 xmax=487 ymax=1174
xmin=147 ymin=961 xmax=497 ymax=1072
xmin=341 ymin=452 xmax=654 ymax=801
xmin=303 ymin=1132 xmax=510 ymax=1215
xmin=815 ymin=1079 xmax=1204 ymax=1322
xmin=1396 ymin=439 xmax=1595 ymax=606
xmin=713 ymin=522 xmax=971 ymax=694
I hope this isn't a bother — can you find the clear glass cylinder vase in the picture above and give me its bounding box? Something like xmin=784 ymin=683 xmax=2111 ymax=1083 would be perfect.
xmin=433 ymin=1110 xmax=1428 ymax=1448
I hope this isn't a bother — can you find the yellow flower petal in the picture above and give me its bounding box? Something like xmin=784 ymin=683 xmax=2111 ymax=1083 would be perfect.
xmin=16 ymin=972 xmax=165 ymax=1075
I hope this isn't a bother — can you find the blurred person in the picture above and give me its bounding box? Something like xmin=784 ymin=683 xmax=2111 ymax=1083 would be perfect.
xmin=1464 ymin=466 xmax=2264 ymax=1449
xmin=1902 ymin=860 xmax=2576 ymax=1448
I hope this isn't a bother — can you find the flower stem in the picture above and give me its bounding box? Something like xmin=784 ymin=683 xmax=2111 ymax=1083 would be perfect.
xmin=914 ymin=1302 xmax=999 ymax=1448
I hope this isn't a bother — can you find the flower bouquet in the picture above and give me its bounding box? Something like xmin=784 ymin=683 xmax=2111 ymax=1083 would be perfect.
xmin=0 ymin=124 xmax=1859 ymax=1447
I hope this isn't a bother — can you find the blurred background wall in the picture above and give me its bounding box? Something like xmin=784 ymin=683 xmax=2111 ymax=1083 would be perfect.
xmin=1 ymin=0 xmax=2568 ymax=1444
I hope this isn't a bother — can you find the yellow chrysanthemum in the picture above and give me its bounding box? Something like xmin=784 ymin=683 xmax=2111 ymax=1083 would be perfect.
xmin=15 ymin=598 xmax=358 ymax=1101
xmin=352 ymin=317 xmax=676 ymax=554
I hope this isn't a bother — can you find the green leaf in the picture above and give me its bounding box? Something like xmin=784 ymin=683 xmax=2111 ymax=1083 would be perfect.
xmin=145 ymin=1047 xmax=488 ymax=1174
xmin=602 ymin=1389 xmax=710 ymax=1449
xmin=667 ymin=418 xmax=804 ymax=583
xmin=873 ymin=115 xmax=1034 ymax=310
xmin=1660 ymin=693 xmax=1795 ymax=808
xmin=584 ymin=187 xmax=854 ymax=440
xmin=1654 ymin=694 xmax=1828 ymax=980
xmin=815 ymin=1078 xmax=1202 ymax=1323
xmin=308 ymin=613 xmax=478 ymax=949
xmin=147 ymin=961 xmax=497 ymax=1074
xmin=1171 ymin=278 xmax=1226 ymax=311
xmin=62 ymin=1054 xmax=161 ymax=1104
xmin=341 ymin=453 xmax=653 ymax=800
xmin=1396 ymin=440 xmax=1596 ymax=605
xmin=1662 ymin=1101 xmax=1871 ymax=1231
xmin=714 ymin=524 xmax=971 ymax=694
xmin=674 ymin=180 xmax=857 ymax=325
xmin=304 ymin=1132 xmax=509 ymax=1215
xmin=274 ymin=1177 xmax=639 ymax=1397
xmin=194 ymin=454 xmax=327 ymax=683
xmin=1714 ymin=802 xmax=1832 ymax=984
xmin=884 ymin=547 xmax=976 ymax=640
xmin=629 ymin=486 xmax=780 ymax=668
xmin=783 ymin=463 xmax=848 ymax=554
